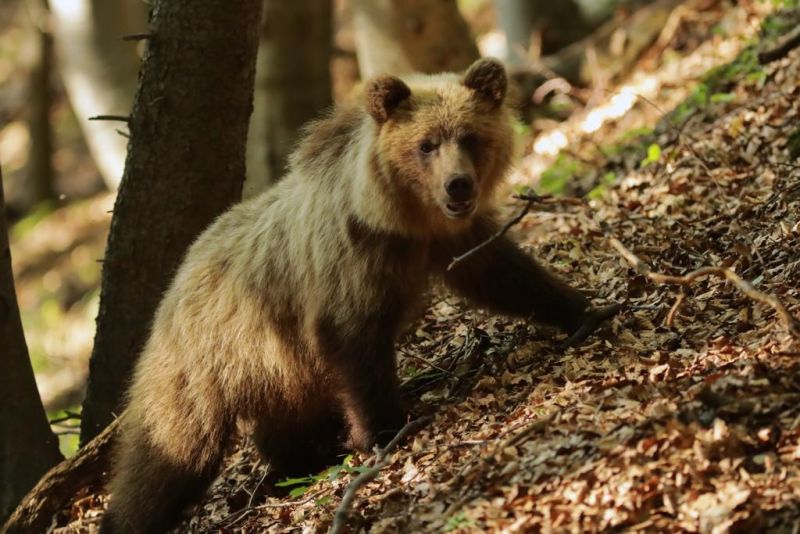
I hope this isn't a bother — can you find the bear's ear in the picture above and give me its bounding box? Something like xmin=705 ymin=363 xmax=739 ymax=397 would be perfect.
xmin=365 ymin=75 xmax=412 ymax=123
xmin=463 ymin=58 xmax=507 ymax=109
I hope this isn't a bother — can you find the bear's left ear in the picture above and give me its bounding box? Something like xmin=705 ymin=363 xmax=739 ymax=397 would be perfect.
xmin=463 ymin=58 xmax=507 ymax=109
xmin=365 ymin=75 xmax=412 ymax=124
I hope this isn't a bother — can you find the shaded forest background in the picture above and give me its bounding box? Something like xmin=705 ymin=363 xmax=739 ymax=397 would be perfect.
xmin=1 ymin=0 xmax=799 ymax=531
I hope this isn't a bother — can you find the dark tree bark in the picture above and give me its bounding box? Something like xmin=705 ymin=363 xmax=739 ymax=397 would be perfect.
xmin=79 ymin=0 xmax=263 ymax=443
xmin=244 ymin=0 xmax=333 ymax=197
xmin=0 ymin=162 xmax=64 ymax=524
xmin=352 ymin=0 xmax=479 ymax=78
xmin=2 ymin=420 xmax=117 ymax=534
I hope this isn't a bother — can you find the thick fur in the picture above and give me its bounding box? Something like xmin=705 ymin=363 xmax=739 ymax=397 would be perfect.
xmin=101 ymin=59 xmax=590 ymax=533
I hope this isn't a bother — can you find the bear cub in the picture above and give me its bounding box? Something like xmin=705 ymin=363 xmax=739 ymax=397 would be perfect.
xmin=101 ymin=58 xmax=617 ymax=533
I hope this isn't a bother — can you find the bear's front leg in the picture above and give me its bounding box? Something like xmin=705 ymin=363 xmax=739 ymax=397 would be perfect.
xmin=436 ymin=215 xmax=622 ymax=343
xmin=316 ymin=318 xmax=405 ymax=452
xmin=337 ymin=345 xmax=405 ymax=452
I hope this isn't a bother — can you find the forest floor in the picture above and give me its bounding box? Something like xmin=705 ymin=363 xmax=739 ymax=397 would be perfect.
xmin=41 ymin=2 xmax=800 ymax=533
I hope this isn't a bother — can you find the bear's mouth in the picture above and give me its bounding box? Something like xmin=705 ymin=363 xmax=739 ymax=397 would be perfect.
xmin=444 ymin=201 xmax=475 ymax=218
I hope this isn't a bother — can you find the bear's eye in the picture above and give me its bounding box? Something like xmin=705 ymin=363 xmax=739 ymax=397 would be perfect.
xmin=459 ymin=133 xmax=481 ymax=152
xmin=419 ymin=140 xmax=439 ymax=155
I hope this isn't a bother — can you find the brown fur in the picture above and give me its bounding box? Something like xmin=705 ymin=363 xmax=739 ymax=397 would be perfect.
xmin=100 ymin=58 xmax=591 ymax=533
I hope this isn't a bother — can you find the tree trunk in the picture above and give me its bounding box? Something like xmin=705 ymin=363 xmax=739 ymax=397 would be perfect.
xmin=49 ymin=0 xmax=146 ymax=190
xmin=25 ymin=1 xmax=56 ymax=204
xmin=2 ymin=419 xmax=117 ymax=534
xmin=79 ymin=0 xmax=262 ymax=443
xmin=544 ymin=0 xmax=681 ymax=85
xmin=0 ymin=162 xmax=64 ymax=524
xmin=352 ymin=0 xmax=479 ymax=78
xmin=244 ymin=0 xmax=333 ymax=197
xmin=495 ymin=0 xmax=598 ymax=66
xmin=495 ymin=0 xmax=535 ymax=68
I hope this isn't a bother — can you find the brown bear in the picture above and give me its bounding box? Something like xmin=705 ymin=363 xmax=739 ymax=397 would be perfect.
xmin=100 ymin=58 xmax=617 ymax=533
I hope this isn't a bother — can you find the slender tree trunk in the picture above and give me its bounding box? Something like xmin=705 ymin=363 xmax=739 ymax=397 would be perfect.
xmin=0 ymin=162 xmax=64 ymax=524
xmin=495 ymin=0 xmax=535 ymax=67
xmin=495 ymin=0 xmax=598 ymax=65
xmin=49 ymin=0 xmax=146 ymax=190
xmin=26 ymin=1 xmax=56 ymax=204
xmin=244 ymin=0 xmax=333 ymax=197
xmin=79 ymin=0 xmax=262 ymax=442
xmin=352 ymin=0 xmax=479 ymax=78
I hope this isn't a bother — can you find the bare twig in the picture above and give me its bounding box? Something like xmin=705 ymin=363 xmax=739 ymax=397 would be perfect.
xmin=447 ymin=193 xmax=582 ymax=271
xmin=49 ymin=411 xmax=81 ymax=425
xmin=665 ymin=291 xmax=686 ymax=327
xmin=400 ymin=350 xmax=454 ymax=376
xmin=330 ymin=416 xmax=432 ymax=534
xmin=610 ymin=238 xmax=800 ymax=338
xmin=88 ymin=114 xmax=130 ymax=123
xmin=447 ymin=195 xmax=538 ymax=271
xmin=246 ymin=465 xmax=270 ymax=508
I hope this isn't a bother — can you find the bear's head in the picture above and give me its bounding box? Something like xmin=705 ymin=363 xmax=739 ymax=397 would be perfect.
xmin=365 ymin=58 xmax=515 ymax=237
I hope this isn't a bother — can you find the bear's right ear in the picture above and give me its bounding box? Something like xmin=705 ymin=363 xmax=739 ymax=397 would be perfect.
xmin=365 ymin=75 xmax=412 ymax=124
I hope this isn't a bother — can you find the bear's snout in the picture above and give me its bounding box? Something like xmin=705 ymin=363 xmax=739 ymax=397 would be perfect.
xmin=445 ymin=174 xmax=475 ymax=202
xmin=442 ymin=174 xmax=476 ymax=218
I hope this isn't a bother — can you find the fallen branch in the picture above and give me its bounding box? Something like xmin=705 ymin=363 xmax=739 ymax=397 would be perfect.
xmin=3 ymin=418 xmax=119 ymax=534
xmin=758 ymin=24 xmax=800 ymax=64
xmin=609 ymin=238 xmax=800 ymax=338
xmin=330 ymin=416 xmax=432 ymax=534
xmin=448 ymin=193 xmax=583 ymax=271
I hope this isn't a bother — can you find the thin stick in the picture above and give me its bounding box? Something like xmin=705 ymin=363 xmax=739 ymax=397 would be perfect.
xmin=447 ymin=195 xmax=537 ymax=271
xmin=401 ymin=351 xmax=454 ymax=376
xmin=246 ymin=465 xmax=270 ymax=508
xmin=88 ymin=115 xmax=130 ymax=123
xmin=49 ymin=412 xmax=81 ymax=425
xmin=609 ymin=238 xmax=800 ymax=338
xmin=665 ymin=292 xmax=686 ymax=327
xmin=446 ymin=193 xmax=585 ymax=272
xmin=330 ymin=416 xmax=432 ymax=534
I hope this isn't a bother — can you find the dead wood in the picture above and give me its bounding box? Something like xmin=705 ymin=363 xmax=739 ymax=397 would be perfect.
xmin=2 ymin=418 xmax=118 ymax=534
xmin=609 ymin=238 xmax=800 ymax=339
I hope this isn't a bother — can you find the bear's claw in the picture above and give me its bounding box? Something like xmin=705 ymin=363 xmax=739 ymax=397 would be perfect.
xmin=563 ymin=302 xmax=625 ymax=348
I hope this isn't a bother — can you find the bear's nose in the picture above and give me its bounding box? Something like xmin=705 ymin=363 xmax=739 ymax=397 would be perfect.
xmin=445 ymin=175 xmax=475 ymax=202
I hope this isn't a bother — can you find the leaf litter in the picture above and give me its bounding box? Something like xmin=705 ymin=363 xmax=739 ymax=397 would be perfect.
xmin=54 ymin=2 xmax=800 ymax=532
